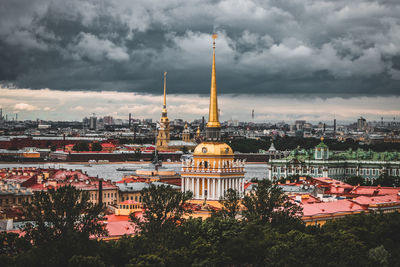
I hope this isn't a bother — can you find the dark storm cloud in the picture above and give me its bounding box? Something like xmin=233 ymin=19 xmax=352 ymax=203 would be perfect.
xmin=1 ymin=0 xmax=400 ymax=96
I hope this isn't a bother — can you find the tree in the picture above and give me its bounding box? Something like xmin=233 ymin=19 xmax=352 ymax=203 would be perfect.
xmin=218 ymin=188 xmax=241 ymax=219
xmin=68 ymin=255 xmax=106 ymax=267
xmin=373 ymin=174 xmax=400 ymax=187
xmin=130 ymin=184 xmax=192 ymax=241
xmin=73 ymin=142 xmax=90 ymax=151
xmin=345 ymin=176 xmax=365 ymax=186
xmin=368 ymin=245 xmax=390 ymax=267
xmin=91 ymin=142 xmax=102 ymax=151
xmin=242 ymin=179 xmax=303 ymax=228
xmin=23 ymin=185 xmax=107 ymax=255
xmin=0 ymin=232 xmax=31 ymax=256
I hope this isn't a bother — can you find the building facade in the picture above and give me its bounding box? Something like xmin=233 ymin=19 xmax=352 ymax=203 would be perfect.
xmin=181 ymin=35 xmax=245 ymax=200
xmin=269 ymin=139 xmax=400 ymax=182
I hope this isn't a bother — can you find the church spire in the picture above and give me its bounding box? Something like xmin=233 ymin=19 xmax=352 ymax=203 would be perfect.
xmin=162 ymin=72 xmax=167 ymax=117
xmin=207 ymin=34 xmax=221 ymax=129
xmin=205 ymin=34 xmax=222 ymax=141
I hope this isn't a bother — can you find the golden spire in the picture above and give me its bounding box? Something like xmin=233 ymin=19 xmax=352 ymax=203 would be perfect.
xmin=207 ymin=34 xmax=221 ymax=128
xmin=162 ymin=72 xmax=167 ymax=116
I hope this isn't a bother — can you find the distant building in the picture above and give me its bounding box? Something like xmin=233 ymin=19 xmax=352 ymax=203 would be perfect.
xmin=156 ymin=73 xmax=196 ymax=152
xmin=357 ymin=116 xmax=367 ymax=130
xmin=269 ymin=138 xmax=400 ymax=182
xmin=103 ymin=116 xmax=114 ymax=125
xmin=156 ymin=72 xmax=171 ymax=150
xmin=295 ymin=120 xmax=306 ymax=130
xmin=89 ymin=115 xmax=97 ymax=130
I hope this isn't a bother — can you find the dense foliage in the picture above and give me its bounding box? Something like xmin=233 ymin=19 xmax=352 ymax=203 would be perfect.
xmin=1 ymin=183 xmax=400 ymax=266
xmin=344 ymin=175 xmax=400 ymax=187
xmin=72 ymin=142 xmax=90 ymax=151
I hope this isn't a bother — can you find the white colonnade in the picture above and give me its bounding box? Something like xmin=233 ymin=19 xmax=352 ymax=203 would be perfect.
xmin=181 ymin=177 xmax=245 ymax=200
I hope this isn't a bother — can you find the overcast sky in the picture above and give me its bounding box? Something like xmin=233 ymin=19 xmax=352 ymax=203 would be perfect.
xmin=1 ymin=0 xmax=400 ymax=123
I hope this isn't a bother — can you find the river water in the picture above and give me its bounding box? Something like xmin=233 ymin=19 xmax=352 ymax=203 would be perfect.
xmin=0 ymin=163 xmax=269 ymax=182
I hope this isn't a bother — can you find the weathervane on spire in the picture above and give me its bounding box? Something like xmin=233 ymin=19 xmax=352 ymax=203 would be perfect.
xmin=212 ymin=34 xmax=218 ymax=47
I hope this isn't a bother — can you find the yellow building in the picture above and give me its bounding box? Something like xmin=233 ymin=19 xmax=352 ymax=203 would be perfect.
xmin=156 ymin=72 xmax=170 ymax=150
xmin=181 ymin=34 xmax=245 ymax=200
xmin=182 ymin=123 xmax=190 ymax=142
xmin=156 ymin=73 xmax=197 ymax=152
xmin=115 ymin=200 xmax=143 ymax=216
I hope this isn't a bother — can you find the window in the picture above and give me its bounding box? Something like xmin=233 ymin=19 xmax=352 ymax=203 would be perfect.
xmin=135 ymin=196 xmax=138 ymax=201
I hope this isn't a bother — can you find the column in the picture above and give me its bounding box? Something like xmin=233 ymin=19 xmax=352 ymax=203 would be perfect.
xmin=211 ymin=179 xmax=214 ymax=200
xmin=196 ymin=178 xmax=200 ymax=199
xmin=202 ymin=178 xmax=205 ymax=199
xmin=217 ymin=179 xmax=221 ymax=199
xmin=207 ymin=178 xmax=210 ymax=199
xmin=233 ymin=178 xmax=239 ymax=192
xmin=191 ymin=177 xmax=194 ymax=195
xmin=213 ymin=179 xmax=216 ymax=200
xmin=181 ymin=177 xmax=184 ymax=192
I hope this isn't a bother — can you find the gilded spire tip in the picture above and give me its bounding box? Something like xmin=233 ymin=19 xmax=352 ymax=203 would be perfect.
xmin=206 ymin=33 xmax=220 ymax=129
xmin=162 ymin=71 xmax=167 ymax=115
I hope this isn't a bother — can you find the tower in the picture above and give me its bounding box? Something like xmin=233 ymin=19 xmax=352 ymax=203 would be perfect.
xmin=156 ymin=72 xmax=170 ymax=149
xmin=182 ymin=122 xmax=190 ymax=142
xmin=181 ymin=34 xmax=245 ymax=200
xmin=333 ymin=119 xmax=336 ymax=135
xmin=315 ymin=137 xmax=329 ymax=160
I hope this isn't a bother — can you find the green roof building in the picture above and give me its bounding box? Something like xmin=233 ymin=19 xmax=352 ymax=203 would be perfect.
xmin=269 ymin=139 xmax=400 ymax=182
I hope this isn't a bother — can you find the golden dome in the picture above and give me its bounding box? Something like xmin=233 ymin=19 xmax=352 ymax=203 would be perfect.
xmin=193 ymin=142 xmax=233 ymax=156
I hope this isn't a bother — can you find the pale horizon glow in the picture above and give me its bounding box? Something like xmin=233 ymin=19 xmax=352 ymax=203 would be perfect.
xmin=1 ymin=87 xmax=399 ymax=124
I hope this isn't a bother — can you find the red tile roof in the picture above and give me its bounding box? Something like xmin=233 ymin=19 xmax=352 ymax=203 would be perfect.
xmin=349 ymin=186 xmax=400 ymax=196
xmin=302 ymin=199 xmax=365 ymax=217
xmin=352 ymin=194 xmax=400 ymax=206
xmin=104 ymin=214 xmax=143 ymax=237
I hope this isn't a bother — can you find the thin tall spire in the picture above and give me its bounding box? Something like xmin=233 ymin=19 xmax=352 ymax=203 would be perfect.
xmin=162 ymin=72 xmax=167 ymax=117
xmin=207 ymin=34 xmax=221 ymax=128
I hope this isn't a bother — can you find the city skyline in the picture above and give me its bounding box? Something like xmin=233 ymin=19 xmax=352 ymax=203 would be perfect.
xmin=1 ymin=0 xmax=400 ymax=123
xmin=0 ymin=87 xmax=399 ymax=124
